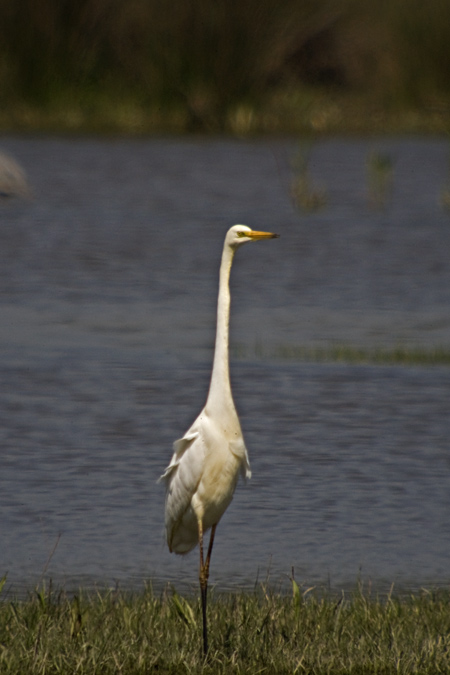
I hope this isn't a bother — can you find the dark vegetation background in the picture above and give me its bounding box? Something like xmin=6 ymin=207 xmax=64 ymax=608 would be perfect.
xmin=1 ymin=0 xmax=450 ymax=133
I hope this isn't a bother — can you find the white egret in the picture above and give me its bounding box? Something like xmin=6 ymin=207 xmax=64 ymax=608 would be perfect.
xmin=160 ymin=224 xmax=279 ymax=654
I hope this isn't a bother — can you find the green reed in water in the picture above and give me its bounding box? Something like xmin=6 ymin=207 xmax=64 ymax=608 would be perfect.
xmin=367 ymin=151 xmax=394 ymax=210
xmin=1 ymin=579 xmax=450 ymax=674
xmin=290 ymin=143 xmax=327 ymax=213
xmin=233 ymin=343 xmax=450 ymax=366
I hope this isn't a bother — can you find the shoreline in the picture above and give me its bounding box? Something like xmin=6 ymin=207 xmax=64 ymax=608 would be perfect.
xmin=1 ymin=90 xmax=450 ymax=137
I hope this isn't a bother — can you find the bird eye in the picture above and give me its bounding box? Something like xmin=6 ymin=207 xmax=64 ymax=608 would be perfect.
xmin=236 ymin=231 xmax=247 ymax=238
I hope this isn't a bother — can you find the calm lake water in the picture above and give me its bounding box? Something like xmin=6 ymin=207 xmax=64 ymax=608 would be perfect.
xmin=1 ymin=136 xmax=450 ymax=598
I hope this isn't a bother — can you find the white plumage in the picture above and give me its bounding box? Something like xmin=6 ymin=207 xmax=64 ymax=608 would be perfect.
xmin=162 ymin=410 xmax=251 ymax=554
xmin=160 ymin=224 xmax=278 ymax=654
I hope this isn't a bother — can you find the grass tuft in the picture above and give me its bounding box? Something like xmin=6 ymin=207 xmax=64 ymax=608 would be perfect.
xmin=1 ymin=584 xmax=450 ymax=673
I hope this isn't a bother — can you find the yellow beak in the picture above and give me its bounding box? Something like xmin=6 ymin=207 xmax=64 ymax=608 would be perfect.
xmin=246 ymin=230 xmax=280 ymax=240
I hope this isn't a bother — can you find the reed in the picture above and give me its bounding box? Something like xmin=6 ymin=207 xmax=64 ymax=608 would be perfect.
xmin=1 ymin=0 xmax=450 ymax=133
xmin=367 ymin=151 xmax=394 ymax=210
xmin=0 ymin=0 xmax=344 ymax=133
xmin=1 ymin=581 xmax=449 ymax=673
xmin=290 ymin=143 xmax=327 ymax=212
xmin=234 ymin=343 xmax=450 ymax=366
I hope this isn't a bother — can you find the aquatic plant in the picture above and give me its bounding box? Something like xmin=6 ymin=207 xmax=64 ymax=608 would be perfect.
xmin=233 ymin=342 xmax=450 ymax=366
xmin=367 ymin=151 xmax=394 ymax=209
xmin=290 ymin=143 xmax=327 ymax=212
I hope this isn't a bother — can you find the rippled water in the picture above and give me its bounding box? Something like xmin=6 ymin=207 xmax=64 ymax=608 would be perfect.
xmin=1 ymin=136 xmax=449 ymax=597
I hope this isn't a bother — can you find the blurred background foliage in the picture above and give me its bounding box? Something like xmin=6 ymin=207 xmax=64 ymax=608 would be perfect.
xmin=1 ymin=0 xmax=450 ymax=133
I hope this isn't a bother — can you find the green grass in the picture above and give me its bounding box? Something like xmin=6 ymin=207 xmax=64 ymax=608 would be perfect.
xmin=1 ymin=581 xmax=450 ymax=673
xmin=233 ymin=343 xmax=450 ymax=366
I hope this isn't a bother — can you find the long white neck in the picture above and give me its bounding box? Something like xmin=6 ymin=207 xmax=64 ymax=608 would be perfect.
xmin=205 ymin=243 xmax=236 ymax=413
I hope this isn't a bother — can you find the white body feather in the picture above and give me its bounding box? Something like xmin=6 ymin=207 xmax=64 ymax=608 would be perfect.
xmin=160 ymin=406 xmax=251 ymax=553
xmin=160 ymin=225 xmax=275 ymax=555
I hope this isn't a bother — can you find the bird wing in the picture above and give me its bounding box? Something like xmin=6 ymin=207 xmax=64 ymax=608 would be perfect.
xmin=159 ymin=430 xmax=199 ymax=482
xmin=161 ymin=428 xmax=206 ymax=549
xmin=230 ymin=438 xmax=252 ymax=481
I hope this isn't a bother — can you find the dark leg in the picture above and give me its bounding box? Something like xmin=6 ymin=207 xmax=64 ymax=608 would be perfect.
xmin=204 ymin=523 xmax=217 ymax=582
xmin=198 ymin=522 xmax=218 ymax=656
xmin=198 ymin=520 xmax=208 ymax=656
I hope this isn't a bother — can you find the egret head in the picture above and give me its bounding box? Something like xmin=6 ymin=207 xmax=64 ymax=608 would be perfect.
xmin=226 ymin=224 xmax=280 ymax=249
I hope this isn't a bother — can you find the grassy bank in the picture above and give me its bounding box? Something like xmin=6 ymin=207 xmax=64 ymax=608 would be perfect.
xmin=1 ymin=88 xmax=450 ymax=136
xmin=1 ymin=582 xmax=450 ymax=673
xmin=1 ymin=0 xmax=450 ymax=134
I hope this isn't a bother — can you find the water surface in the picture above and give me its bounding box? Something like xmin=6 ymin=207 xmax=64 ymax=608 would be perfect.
xmin=1 ymin=136 xmax=449 ymax=597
